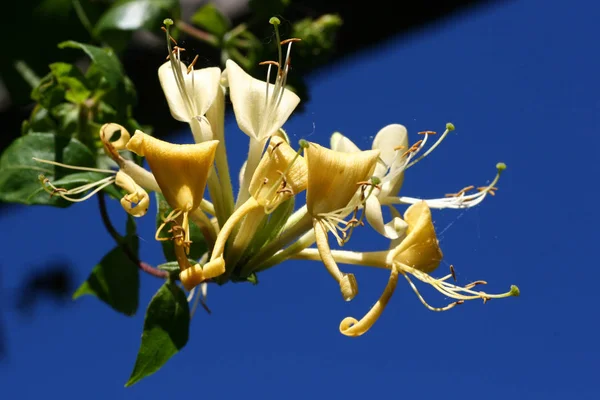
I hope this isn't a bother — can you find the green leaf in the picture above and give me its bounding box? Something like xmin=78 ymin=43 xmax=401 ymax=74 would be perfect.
xmin=126 ymin=280 xmax=189 ymax=386
xmin=51 ymin=103 xmax=80 ymax=136
xmin=22 ymin=106 xmax=58 ymax=135
xmin=31 ymin=72 xmax=67 ymax=109
xmin=191 ymin=3 xmax=231 ymax=37
xmin=0 ymin=133 xmax=97 ymax=206
xmin=73 ymin=230 xmax=140 ymax=316
xmin=58 ymin=41 xmax=124 ymax=88
xmin=95 ymin=0 xmax=180 ymax=38
xmin=48 ymin=62 xmax=91 ymax=104
xmin=157 ymin=260 xmax=196 ymax=274
xmin=155 ymin=192 xmax=208 ymax=262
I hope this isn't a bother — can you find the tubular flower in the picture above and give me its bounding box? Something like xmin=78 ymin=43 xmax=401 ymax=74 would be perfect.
xmin=223 ymin=22 xmax=301 ymax=206
xmin=294 ymin=201 xmax=519 ymax=336
xmin=181 ymin=135 xmax=308 ymax=290
xmin=306 ymin=142 xmax=380 ymax=301
xmin=126 ymin=130 xmax=218 ymax=250
xmin=331 ymin=124 xmax=409 ymax=239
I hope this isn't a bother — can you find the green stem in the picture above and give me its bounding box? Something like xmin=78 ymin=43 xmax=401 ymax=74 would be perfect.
xmin=253 ymin=230 xmax=315 ymax=273
xmin=176 ymin=20 xmax=220 ymax=47
xmin=240 ymin=208 xmax=312 ymax=275
xmin=97 ymin=193 xmax=167 ymax=279
xmin=72 ymin=0 xmax=95 ymax=39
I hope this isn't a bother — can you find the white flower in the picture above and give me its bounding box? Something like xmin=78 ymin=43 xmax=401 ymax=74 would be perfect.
xmin=224 ymin=59 xmax=300 ymax=141
xmin=331 ymin=124 xmax=409 ymax=239
xmin=158 ymin=60 xmax=221 ymax=123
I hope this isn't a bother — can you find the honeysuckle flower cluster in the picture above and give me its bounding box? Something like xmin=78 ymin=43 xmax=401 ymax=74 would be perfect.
xmin=35 ymin=17 xmax=519 ymax=337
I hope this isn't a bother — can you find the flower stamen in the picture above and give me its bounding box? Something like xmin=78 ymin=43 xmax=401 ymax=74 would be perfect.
xmin=383 ymin=163 xmax=506 ymax=210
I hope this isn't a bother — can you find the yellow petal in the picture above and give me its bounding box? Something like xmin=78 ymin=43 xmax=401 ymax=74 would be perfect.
xmin=126 ymin=130 xmax=218 ymax=212
xmin=249 ymin=136 xmax=307 ymax=209
xmin=115 ymin=171 xmax=150 ymax=217
xmin=305 ymin=142 xmax=380 ymax=215
xmin=390 ymin=201 xmax=443 ymax=273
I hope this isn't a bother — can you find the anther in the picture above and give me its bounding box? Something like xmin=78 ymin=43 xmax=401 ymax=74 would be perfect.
xmin=450 ymin=265 xmax=457 ymax=282
xmin=187 ymin=55 xmax=199 ymax=74
xmin=259 ymin=60 xmax=280 ymax=67
xmin=464 ymin=280 xmax=487 ymax=290
xmin=270 ymin=140 xmax=284 ymax=153
xmin=477 ymin=186 xmax=498 ymax=195
xmin=280 ymin=38 xmax=302 ymax=45
xmin=445 ymin=185 xmax=475 ymax=197
xmin=418 ymin=131 xmax=437 ymax=135
xmin=401 ymin=140 xmax=423 ymax=158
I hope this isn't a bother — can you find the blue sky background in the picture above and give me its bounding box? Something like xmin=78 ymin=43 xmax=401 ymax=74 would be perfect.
xmin=1 ymin=0 xmax=598 ymax=398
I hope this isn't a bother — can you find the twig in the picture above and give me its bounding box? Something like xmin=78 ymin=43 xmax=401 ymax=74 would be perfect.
xmin=176 ymin=20 xmax=220 ymax=47
xmin=97 ymin=193 xmax=167 ymax=279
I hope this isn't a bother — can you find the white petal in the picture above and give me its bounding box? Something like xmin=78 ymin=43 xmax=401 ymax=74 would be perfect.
xmin=330 ymin=132 xmax=361 ymax=153
xmin=238 ymin=160 xmax=247 ymax=190
xmin=365 ymin=196 xmax=406 ymax=239
xmin=190 ymin=116 xmax=214 ymax=143
xmin=388 ymin=218 xmax=409 ymax=249
xmin=225 ymin=60 xmax=300 ymax=140
xmin=158 ymin=61 xmax=221 ymax=122
xmin=372 ymin=124 xmax=408 ymax=176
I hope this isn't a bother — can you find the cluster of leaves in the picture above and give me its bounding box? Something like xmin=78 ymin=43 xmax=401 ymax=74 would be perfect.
xmin=0 ymin=0 xmax=343 ymax=386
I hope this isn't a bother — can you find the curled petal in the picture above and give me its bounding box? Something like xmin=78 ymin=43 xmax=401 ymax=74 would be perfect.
xmin=314 ymin=218 xmax=358 ymax=301
xmin=225 ymin=59 xmax=300 ymax=140
xmin=365 ymin=196 xmax=407 ymax=239
xmin=340 ymin=267 xmax=399 ymax=337
xmin=158 ymin=61 xmax=221 ymax=122
xmin=180 ymin=257 xmax=225 ymax=291
xmin=100 ymin=123 xmax=131 ymax=151
xmin=115 ymin=171 xmax=150 ymax=217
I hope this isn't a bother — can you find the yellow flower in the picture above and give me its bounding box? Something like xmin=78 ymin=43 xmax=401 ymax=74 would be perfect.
xmin=388 ymin=201 xmax=443 ymax=274
xmin=337 ymin=201 xmax=518 ymax=337
xmin=181 ymin=135 xmax=307 ymax=290
xmin=306 ymin=142 xmax=380 ymax=301
xmin=126 ymin=130 xmax=218 ymax=247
